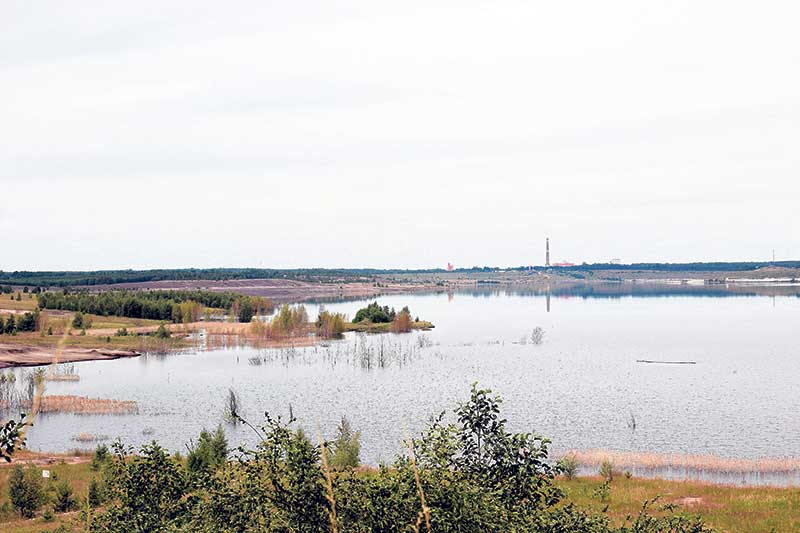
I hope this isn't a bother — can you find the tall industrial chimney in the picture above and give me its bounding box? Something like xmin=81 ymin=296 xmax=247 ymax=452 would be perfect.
xmin=546 ymin=237 xmax=550 ymax=267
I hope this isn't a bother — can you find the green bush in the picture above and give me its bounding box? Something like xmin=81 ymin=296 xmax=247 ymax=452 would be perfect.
xmin=599 ymin=459 xmax=614 ymax=482
xmin=154 ymin=323 xmax=171 ymax=339
xmin=8 ymin=464 xmax=45 ymax=518
xmin=90 ymin=444 xmax=110 ymax=471
xmin=328 ymin=417 xmax=360 ymax=469
xmin=88 ymin=477 xmax=105 ymax=507
xmin=187 ymin=426 xmax=228 ymax=475
xmin=352 ymin=302 xmax=395 ymax=323
xmin=558 ymin=453 xmax=579 ymax=480
xmin=52 ymin=480 xmax=76 ymax=513
xmin=89 ymin=386 xmax=712 ymax=532
xmin=71 ymin=312 xmax=85 ymax=329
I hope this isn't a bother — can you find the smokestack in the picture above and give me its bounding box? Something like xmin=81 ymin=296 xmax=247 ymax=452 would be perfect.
xmin=546 ymin=237 xmax=550 ymax=267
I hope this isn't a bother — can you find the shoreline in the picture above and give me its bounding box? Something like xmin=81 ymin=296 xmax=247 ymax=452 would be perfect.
xmin=0 ymin=344 xmax=141 ymax=369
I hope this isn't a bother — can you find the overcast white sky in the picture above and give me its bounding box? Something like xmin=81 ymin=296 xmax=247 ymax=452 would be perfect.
xmin=2 ymin=1 xmax=798 ymax=270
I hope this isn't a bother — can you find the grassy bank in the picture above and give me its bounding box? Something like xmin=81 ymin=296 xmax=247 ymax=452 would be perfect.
xmin=344 ymin=319 xmax=434 ymax=333
xmin=557 ymin=476 xmax=800 ymax=533
xmin=0 ymin=461 xmax=797 ymax=532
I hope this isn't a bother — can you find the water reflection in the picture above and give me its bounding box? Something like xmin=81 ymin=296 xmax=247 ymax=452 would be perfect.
xmin=13 ymin=285 xmax=800 ymax=486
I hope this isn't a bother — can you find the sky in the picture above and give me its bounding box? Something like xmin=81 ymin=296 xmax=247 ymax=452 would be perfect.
xmin=2 ymin=1 xmax=799 ymax=270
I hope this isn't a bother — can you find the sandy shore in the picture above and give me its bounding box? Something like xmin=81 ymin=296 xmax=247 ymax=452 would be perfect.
xmin=0 ymin=344 xmax=141 ymax=369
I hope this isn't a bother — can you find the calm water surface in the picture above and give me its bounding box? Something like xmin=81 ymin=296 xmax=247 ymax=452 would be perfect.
xmin=18 ymin=288 xmax=800 ymax=470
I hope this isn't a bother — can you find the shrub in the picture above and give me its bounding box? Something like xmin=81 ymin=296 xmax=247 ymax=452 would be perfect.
xmin=599 ymin=459 xmax=614 ymax=482
xmin=53 ymin=480 xmax=76 ymax=512
xmin=558 ymin=453 xmax=579 ymax=480
xmin=71 ymin=312 xmax=84 ymax=329
xmin=86 ymin=386 xmax=713 ymax=532
xmin=154 ymin=323 xmax=171 ymax=339
xmin=91 ymin=444 xmax=110 ymax=471
xmin=316 ymin=311 xmax=347 ymax=339
xmin=390 ymin=307 xmax=413 ymax=333
xmin=329 ymin=416 xmax=360 ymax=469
xmin=88 ymin=478 xmax=104 ymax=507
xmin=97 ymin=442 xmax=188 ymax=531
xmin=115 ymin=327 xmax=128 ymax=336
xmin=8 ymin=464 xmax=45 ymax=518
xmin=187 ymin=426 xmax=228 ymax=474
xmin=353 ymin=302 xmax=395 ymax=323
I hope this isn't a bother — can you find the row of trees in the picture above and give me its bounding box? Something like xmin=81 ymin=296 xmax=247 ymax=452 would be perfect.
xmin=37 ymin=290 xmax=272 ymax=324
xmin=250 ymin=305 xmax=310 ymax=339
xmin=0 ymin=311 xmax=39 ymax=334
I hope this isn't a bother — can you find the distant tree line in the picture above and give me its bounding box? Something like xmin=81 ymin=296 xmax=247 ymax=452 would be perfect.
xmin=3 ymin=260 xmax=798 ymax=288
xmin=37 ymin=290 xmax=272 ymax=323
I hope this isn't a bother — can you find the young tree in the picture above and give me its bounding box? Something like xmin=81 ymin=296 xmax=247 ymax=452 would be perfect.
xmin=98 ymin=442 xmax=188 ymax=531
xmin=4 ymin=314 xmax=15 ymax=334
xmin=187 ymin=426 xmax=228 ymax=474
xmin=53 ymin=480 xmax=77 ymax=512
xmin=237 ymin=297 xmax=254 ymax=323
xmin=71 ymin=312 xmax=84 ymax=329
xmin=329 ymin=416 xmax=360 ymax=468
xmin=154 ymin=323 xmax=171 ymax=339
xmin=88 ymin=477 xmax=105 ymax=507
xmin=390 ymin=308 xmax=413 ymax=333
xmin=8 ymin=464 xmax=45 ymax=518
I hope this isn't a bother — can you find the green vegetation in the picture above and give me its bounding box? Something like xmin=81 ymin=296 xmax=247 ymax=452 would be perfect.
xmin=316 ymin=310 xmax=347 ymax=339
xmin=2 ymin=261 xmax=800 ymax=288
xmin=353 ymin=301 xmax=396 ymax=323
xmin=0 ymin=386 xmax=714 ymax=532
xmin=0 ymin=416 xmax=26 ymax=462
xmin=187 ymin=426 xmax=228 ymax=475
xmin=8 ymin=465 xmax=44 ymax=518
xmin=352 ymin=303 xmax=420 ymax=334
xmin=37 ymin=289 xmax=272 ymax=323
xmin=0 ymin=311 xmax=39 ymax=335
xmin=328 ymin=417 xmax=360 ymax=469
xmin=52 ymin=480 xmax=76 ymax=513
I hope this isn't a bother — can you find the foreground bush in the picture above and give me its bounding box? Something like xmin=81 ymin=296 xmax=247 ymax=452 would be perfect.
xmin=8 ymin=464 xmax=45 ymax=518
xmin=91 ymin=385 xmax=712 ymax=532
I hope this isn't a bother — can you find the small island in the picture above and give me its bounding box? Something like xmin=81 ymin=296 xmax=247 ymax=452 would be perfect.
xmin=346 ymin=302 xmax=434 ymax=333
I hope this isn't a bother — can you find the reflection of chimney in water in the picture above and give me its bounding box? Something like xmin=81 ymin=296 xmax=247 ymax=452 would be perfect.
xmin=546 ymin=288 xmax=551 ymax=313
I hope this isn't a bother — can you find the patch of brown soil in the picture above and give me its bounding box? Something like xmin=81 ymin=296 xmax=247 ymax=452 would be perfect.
xmin=0 ymin=449 xmax=92 ymax=467
xmin=0 ymin=344 xmax=140 ymax=368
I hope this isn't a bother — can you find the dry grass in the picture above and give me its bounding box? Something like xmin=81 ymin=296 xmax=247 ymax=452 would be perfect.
xmin=0 ymin=293 xmax=39 ymax=312
xmin=564 ymin=449 xmax=800 ymax=476
xmin=22 ymin=395 xmax=137 ymax=415
xmin=558 ymin=475 xmax=800 ymax=533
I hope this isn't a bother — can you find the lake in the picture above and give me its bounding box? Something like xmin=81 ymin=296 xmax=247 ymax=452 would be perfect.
xmin=14 ymin=285 xmax=800 ymax=483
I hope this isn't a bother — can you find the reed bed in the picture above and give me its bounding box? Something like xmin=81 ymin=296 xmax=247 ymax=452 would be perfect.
xmin=71 ymin=432 xmax=109 ymax=442
xmin=245 ymin=333 xmax=436 ymax=370
xmin=45 ymin=362 xmax=80 ymax=382
xmin=25 ymin=395 xmax=138 ymax=415
xmin=562 ymin=449 xmax=800 ymax=485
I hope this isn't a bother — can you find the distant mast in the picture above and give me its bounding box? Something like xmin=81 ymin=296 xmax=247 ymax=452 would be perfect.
xmin=545 ymin=238 xmax=550 ymax=267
